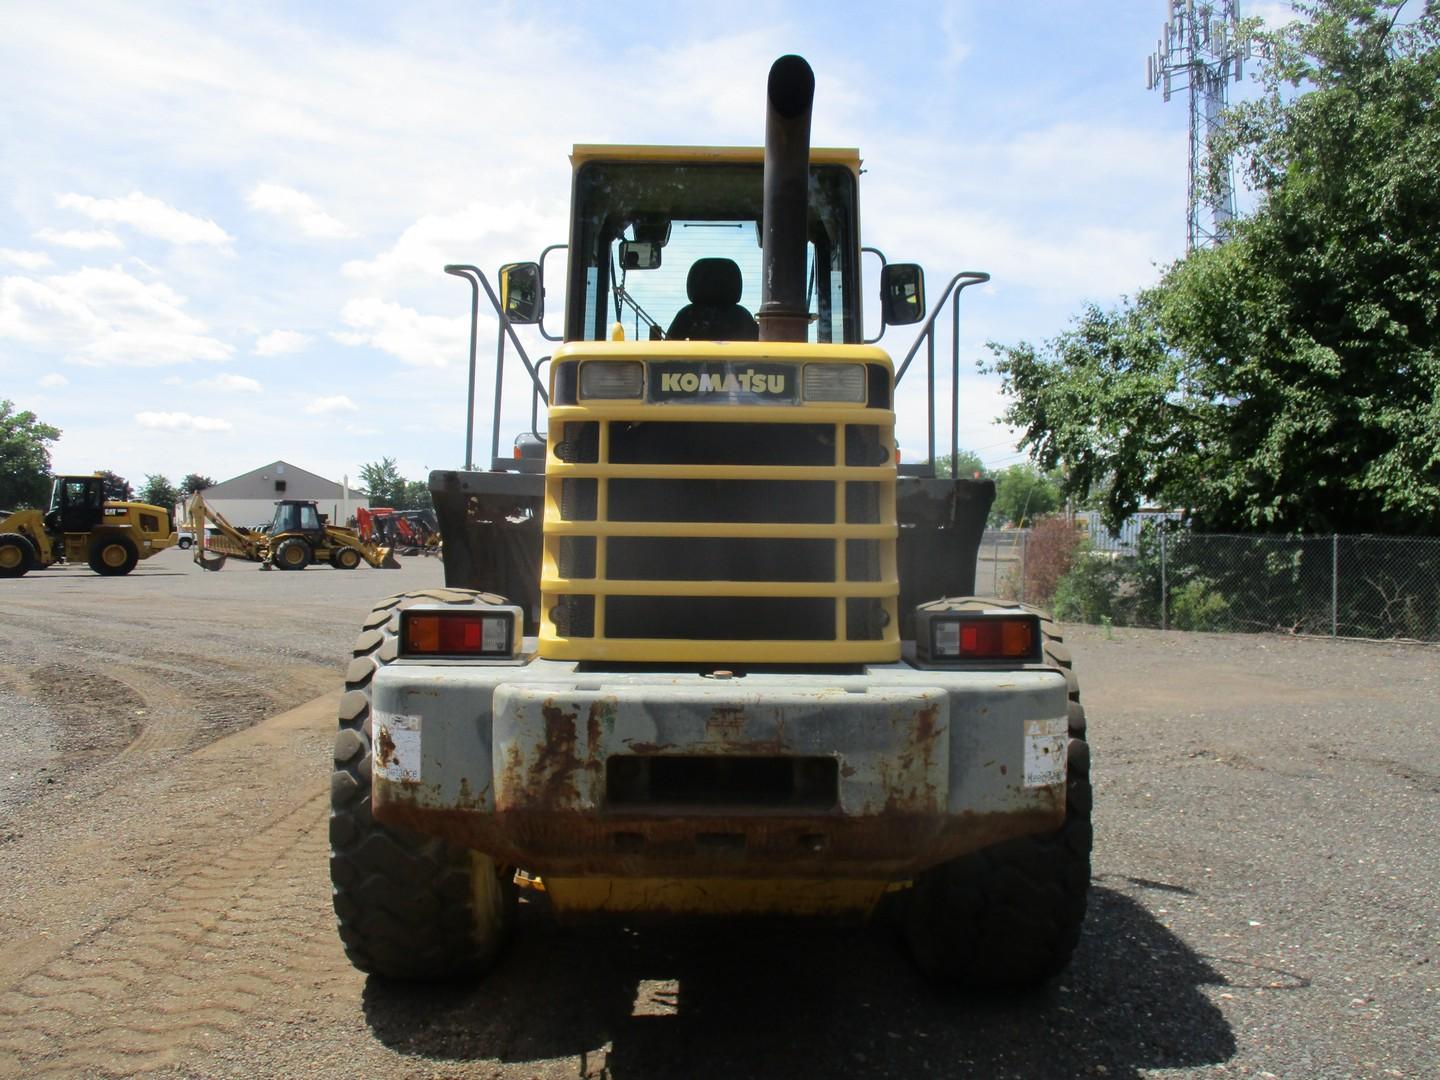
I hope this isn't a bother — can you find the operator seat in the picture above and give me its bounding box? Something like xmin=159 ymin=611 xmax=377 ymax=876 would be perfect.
xmin=665 ymin=258 xmax=759 ymax=341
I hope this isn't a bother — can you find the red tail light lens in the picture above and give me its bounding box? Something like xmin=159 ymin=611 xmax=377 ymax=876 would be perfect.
xmin=931 ymin=615 xmax=1039 ymax=661
xmin=401 ymin=610 xmax=515 ymax=657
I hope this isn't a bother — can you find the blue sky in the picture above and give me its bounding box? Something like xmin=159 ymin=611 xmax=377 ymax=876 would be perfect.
xmin=0 ymin=1 xmax=1293 ymax=490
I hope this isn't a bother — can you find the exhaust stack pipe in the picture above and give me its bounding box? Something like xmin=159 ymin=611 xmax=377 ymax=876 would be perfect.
xmin=758 ymin=55 xmax=814 ymax=343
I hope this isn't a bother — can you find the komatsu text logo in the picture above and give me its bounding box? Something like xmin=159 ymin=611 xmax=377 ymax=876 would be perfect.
xmin=649 ymin=362 xmax=795 ymax=403
xmin=659 ymin=369 xmax=786 ymax=395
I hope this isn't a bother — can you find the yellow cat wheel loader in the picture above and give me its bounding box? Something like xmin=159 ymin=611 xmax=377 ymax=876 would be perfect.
xmin=329 ymin=55 xmax=1090 ymax=990
xmin=187 ymin=493 xmax=399 ymax=571
xmin=0 ymin=474 xmax=178 ymax=578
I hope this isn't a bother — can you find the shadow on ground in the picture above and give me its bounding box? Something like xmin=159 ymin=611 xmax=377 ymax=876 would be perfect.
xmin=362 ymin=885 xmax=1236 ymax=1078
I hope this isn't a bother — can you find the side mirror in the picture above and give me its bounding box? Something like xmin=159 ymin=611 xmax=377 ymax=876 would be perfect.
xmin=499 ymin=262 xmax=543 ymax=324
xmin=880 ymin=263 xmax=926 ymax=326
xmin=618 ymin=240 xmax=662 ymax=270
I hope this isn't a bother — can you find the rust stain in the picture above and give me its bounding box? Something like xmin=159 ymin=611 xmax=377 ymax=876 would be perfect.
xmin=584 ymin=700 xmax=610 ymax=778
xmin=706 ymin=706 xmax=747 ymax=740
xmin=375 ymin=726 xmax=397 ymax=768
xmin=525 ymin=700 xmax=583 ymax=808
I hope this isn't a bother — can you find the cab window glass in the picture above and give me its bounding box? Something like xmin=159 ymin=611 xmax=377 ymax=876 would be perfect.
xmin=569 ymin=161 xmax=856 ymax=344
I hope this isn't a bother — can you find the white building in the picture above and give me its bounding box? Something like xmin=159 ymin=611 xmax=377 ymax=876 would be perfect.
xmin=199 ymin=461 xmax=368 ymax=530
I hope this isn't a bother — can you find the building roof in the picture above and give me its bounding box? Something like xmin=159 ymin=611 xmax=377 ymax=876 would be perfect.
xmin=206 ymin=460 xmax=367 ymax=499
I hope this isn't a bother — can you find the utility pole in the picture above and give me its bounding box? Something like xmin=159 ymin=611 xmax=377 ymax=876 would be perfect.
xmin=1147 ymin=0 xmax=1249 ymax=252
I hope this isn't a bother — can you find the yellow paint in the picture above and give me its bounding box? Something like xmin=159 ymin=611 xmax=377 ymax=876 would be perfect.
xmin=570 ymin=144 xmax=861 ymax=175
xmin=543 ymin=876 xmax=889 ymax=919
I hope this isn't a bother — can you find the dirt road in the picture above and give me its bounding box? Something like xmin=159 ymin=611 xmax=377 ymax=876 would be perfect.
xmin=1 ymin=547 xmax=1435 ymax=1078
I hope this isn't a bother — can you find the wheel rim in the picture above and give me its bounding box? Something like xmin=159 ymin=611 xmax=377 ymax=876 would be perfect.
xmin=101 ymin=543 xmax=128 ymax=567
xmin=0 ymin=546 xmax=21 ymax=570
xmin=284 ymin=545 xmax=305 ymax=566
xmin=342 ymin=550 xmax=359 ymax=568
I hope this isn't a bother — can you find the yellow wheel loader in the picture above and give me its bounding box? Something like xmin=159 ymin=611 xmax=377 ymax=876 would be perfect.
xmin=0 ymin=474 xmax=178 ymax=578
xmin=330 ymin=56 xmax=1090 ymax=990
xmin=187 ymin=493 xmax=399 ymax=571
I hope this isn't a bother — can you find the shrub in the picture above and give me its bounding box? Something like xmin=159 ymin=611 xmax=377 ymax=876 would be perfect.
xmin=1020 ymin=516 xmax=1084 ymax=607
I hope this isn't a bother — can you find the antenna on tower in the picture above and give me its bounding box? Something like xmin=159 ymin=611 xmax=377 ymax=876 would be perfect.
xmin=1148 ymin=1 xmax=1249 ymax=252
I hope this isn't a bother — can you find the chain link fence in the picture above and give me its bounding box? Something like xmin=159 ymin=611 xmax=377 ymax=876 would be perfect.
xmin=973 ymin=524 xmax=1440 ymax=642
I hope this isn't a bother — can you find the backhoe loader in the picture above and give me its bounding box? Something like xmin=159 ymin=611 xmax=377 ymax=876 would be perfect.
xmin=187 ymin=493 xmax=399 ymax=571
xmin=0 ymin=474 xmax=177 ymax=578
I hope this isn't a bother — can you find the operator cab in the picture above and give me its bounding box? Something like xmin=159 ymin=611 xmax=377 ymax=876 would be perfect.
xmin=45 ymin=475 xmax=106 ymax=534
xmin=270 ymin=500 xmax=324 ymax=538
xmin=564 ymin=151 xmax=861 ymax=344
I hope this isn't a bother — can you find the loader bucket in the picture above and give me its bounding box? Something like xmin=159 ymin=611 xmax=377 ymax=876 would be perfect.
xmin=378 ymin=546 xmax=401 ymax=569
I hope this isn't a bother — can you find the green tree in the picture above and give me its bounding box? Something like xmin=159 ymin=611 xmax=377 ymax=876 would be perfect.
xmin=990 ymin=463 xmax=1063 ymax=527
xmin=139 ymin=474 xmax=180 ymax=509
xmin=178 ymin=474 xmax=215 ymax=501
xmin=0 ymin=400 xmax=61 ymax=509
xmin=98 ymin=470 xmax=132 ymax=501
xmin=359 ymin=457 xmax=405 ymax=508
xmin=934 ymin=450 xmax=988 ymax=479
xmin=989 ymin=0 xmax=1440 ymax=535
xmin=398 ymin=479 xmax=433 ymax=511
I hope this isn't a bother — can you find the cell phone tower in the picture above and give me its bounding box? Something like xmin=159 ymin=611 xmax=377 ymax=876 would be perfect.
xmin=1147 ymin=1 xmax=1249 ymax=252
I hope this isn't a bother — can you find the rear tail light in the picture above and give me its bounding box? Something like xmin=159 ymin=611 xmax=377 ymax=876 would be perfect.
xmin=916 ymin=609 xmax=1042 ymax=663
xmin=400 ymin=607 xmax=521 ymax=658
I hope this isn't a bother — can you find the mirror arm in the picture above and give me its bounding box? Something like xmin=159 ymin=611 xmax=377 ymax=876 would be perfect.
xmin=861 ymin=247 xmax=889 ymax=345
xmin=537 ymin=244 xmax=566 ymax=342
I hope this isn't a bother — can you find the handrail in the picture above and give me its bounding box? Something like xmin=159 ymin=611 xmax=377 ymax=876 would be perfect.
xmin=444 ymin=264 xmax=551 ymax=470
xmin=892 ymin=271 xmax=990 ymax=475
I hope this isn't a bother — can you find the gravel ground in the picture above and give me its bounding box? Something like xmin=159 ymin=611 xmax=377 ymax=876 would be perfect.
xmin=0 ymin=545 xmax=1436 ymax=1078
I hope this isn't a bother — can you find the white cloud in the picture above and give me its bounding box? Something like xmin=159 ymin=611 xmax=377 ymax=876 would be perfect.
xmin=38 ymin=373 xmax=69 ymax=388
xmin=332 ymin=297 xmax=467 ymax=367
xmin=55 ymin=191 xmax=233 ymax=247
xmin=340 ymin=201 xmax=554 ymax=286
xmin=253 ymin=329 xmax=311 ymax=355
xmin=35 ymin=227 xmax=123 ymax=250
xmin=0 ymin=266 xmax=232 ymax=366
xmin=201 ymin=372 xmax=262 ymax=393
xmin=0 ymin=249 xmax=54 ymax=269
xmin=939 ymin=2 xmax=974 ymax=70
xmin=247 ymin=183 xmax=355 ymax=239
xmin=135 ymin=410 xmax=232 ymax=432
xmin=305 ymin=394 xmax=358 ymax=415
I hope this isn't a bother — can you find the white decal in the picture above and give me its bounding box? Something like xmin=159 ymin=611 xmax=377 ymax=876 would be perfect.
xmin=1023 ymin=717 xmax=1067 ymax=788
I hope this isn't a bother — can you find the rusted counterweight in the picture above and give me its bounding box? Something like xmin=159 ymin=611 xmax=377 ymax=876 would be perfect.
xmin=368 ymin=660 xmax=1071 ymax=917
xmin=757 ymin=54 xmax=815 ymax=343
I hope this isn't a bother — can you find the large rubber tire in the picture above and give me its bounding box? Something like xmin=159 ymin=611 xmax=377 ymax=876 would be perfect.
xmin=0 ymin=532 xmax=36 ymax=578
xmin=902 ymin=598 xmax=1091 ymax=989
xmin=88 ymin=535 xmax=139 ymax=576
xmin=330 ymin=588 xmax=517 ymax=980
xmin=273 ymin=537 xmax=311 ymax=571
xmin=331 ymin=546 xmax=362 ymax=570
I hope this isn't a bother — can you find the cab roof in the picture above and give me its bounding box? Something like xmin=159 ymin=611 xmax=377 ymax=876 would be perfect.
xmin=570 ymin=145 xmax=861 ymax=174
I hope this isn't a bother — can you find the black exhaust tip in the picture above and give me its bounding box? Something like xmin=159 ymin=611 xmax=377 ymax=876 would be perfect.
xmin=759 ymin=55 xmax=816 ymax=343
xmin=768 ymin=54 xmax=814 ymax=119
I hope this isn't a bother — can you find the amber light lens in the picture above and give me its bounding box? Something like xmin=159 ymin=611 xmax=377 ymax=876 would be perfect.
xmin=402 ymin=611 xmax=512 ymax=657
xmin=933 ymin=616 xmax=1038 ymax=661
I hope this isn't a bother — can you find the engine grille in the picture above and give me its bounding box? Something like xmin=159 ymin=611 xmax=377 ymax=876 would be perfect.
xmin=540 ymin=393 xmax=899 ymax=663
